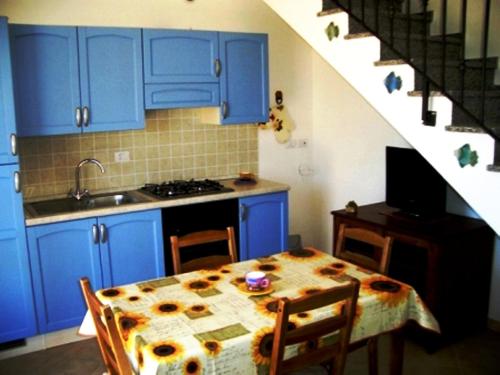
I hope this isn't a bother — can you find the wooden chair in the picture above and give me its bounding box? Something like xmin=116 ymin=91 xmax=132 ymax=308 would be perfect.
xmin=170 ymin=226 xmax=237 ymax=275
xmin=269 ymin=280 xmax=360 ymax=375
xmin=334 ymin=223 xmax=394 ymax=375
xmin=79 ymin=277 xmax=133 ymax=375
xmin=334 ymin=223 xmax=393 ymax=274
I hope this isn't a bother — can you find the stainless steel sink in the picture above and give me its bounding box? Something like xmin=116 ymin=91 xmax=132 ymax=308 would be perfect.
xmin=25 ymin=191 xmax=149 ymax=217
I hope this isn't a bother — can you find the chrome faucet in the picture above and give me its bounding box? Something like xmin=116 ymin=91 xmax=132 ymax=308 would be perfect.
xmin=72 ymin=158 xmax=105 ymax=200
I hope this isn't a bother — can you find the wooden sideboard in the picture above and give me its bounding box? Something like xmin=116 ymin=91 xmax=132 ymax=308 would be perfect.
xmin=331 ymin=202 xmax=494 ymax=344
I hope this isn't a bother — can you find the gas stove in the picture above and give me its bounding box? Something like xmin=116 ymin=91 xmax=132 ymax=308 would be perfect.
xmin=139 ymin=179 xmax=234 ymax=199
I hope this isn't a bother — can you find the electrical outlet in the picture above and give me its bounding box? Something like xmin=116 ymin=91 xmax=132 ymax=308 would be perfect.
xmin=114 ymin=151 xmax=130 ymax=162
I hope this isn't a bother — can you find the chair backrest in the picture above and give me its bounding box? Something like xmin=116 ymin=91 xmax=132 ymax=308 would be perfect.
xmin=334 ymin=224 xmax=393 ymax=274
xmin=270 ymin=280 xmax=360 ymax=375
xmin=170 ymin=226 xmax=238 ymax=275
xmin=79 ymin=277 xmax=132 ymax=375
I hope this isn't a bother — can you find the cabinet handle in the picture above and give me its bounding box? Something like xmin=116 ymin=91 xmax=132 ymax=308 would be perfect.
xmin=214 ymin=58 xmax=221 ymax=77
xmin=92 ymin=224 xmax=99 ymax=244
xmin=221 ymin=101 xmax=228 ymax=119
xmin=14 ymin=171 xmax=21 ymax=193
xmin=99 ymin=224 xmax=107 ymax=243
xmin=75 ymin=107 xmax=82 ymax=127
xmin=82 ymin=106 xmax=90 ymax=127
xmin=10 ymin=133 xmax=17 ymax=156
xmin=239 ymin=204 xmax=247 ymax=222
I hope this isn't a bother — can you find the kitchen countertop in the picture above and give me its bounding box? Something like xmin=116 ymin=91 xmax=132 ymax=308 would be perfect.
xmin=24 ymin=178 xmax=290 ymax=227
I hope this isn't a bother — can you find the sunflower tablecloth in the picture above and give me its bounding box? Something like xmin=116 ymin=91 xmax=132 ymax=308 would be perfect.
xmin=95 ymin=247 xmax=439 ymax=375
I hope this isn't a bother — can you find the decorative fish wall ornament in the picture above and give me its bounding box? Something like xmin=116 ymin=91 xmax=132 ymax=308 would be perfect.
xmin=455 ymin=143 xmax=479 ymax=167
xmin=325 ymin=22 xmax=339 ymax=41
xmin=384 ymin=71 xmax=402 ymax=94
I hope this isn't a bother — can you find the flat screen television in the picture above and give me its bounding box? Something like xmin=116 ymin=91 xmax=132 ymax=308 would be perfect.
xmin=385 ymin=146 xmax=447 ymax=217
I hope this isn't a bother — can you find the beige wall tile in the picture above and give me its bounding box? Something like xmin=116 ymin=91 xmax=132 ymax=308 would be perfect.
xmin=19 ymin=108 xmax=258 ymax=200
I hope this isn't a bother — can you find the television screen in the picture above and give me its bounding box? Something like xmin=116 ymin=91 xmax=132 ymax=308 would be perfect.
xmin=386 ymin=146 xmax=447 ymax=217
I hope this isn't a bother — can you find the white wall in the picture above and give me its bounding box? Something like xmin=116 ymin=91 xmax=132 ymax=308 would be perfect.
xmin=310 ymin=54 xmax=409 ymax=251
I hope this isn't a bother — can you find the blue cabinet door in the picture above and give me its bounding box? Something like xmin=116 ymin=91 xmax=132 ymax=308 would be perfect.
xmin=143 ymin=29 xmax=219 ymax=84
xmin=0 ymin=17 xmax=18 ymax=165
xmin=27 ymin=219 xmax=102 ymax=333
xmin=0 ymin=165 xmax=37 ymax=343
xmin=78 ymin=27 xmax=144 ymax=132
xmin=239 ymin=192 xmax=288 ymax=260
xmin=219 ymin=33 xmax=269 ymax=124
xmin=99 ymin=210 xmax=165 ymax=288
xmin=10 ymin=25 xmax=81 ymax=136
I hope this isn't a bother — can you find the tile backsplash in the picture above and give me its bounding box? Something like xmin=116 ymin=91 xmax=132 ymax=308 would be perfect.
xmin=19 ymin=108 xmax=258 ymax=201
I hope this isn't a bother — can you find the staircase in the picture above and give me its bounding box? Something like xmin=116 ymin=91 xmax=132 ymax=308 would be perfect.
xmin=263 ymin=0 xmax=500 ymax=235
xmin=323 ymin=0 xmax=500 ymax=144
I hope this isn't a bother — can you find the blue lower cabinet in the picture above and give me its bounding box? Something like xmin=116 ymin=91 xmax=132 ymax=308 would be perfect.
xmin=27 ymin=218 xmax=101 ymax=333
xmin=239 ymin=192 xmax=288 ymax=260
xmin=99 ymin=210 xmax=164 ymax=288
xmin=0 ymin=165 xmax=37 ymax=343
xmin=26 ymin=209 xmax=164 ymax=333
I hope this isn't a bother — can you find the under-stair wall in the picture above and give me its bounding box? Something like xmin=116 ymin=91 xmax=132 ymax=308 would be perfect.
xmin=263 ymin=0 xmax=500 ymax=236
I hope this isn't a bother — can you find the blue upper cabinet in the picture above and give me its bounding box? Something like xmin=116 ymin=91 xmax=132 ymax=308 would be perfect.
xmin=219 ymin=32 xmax=269 ymax=124
xmin=10 ymin=25 xmax=81 ymax=136
xmin=143 ymin=29 xmax=219 ymax=83
xmin=0 ymin=164 xmax=37 ymax=343
xmin=78 ymin=27 xmax=144 ymax=132
xmin=143 ymin=29 xmax=220 ymax=109
xmin=239 ymin=192 xmax=288 ymax=260
xmin=0 ymin=17 xmax=19 ymax=165
xmin=10 ymin=24 xmax=144 ymax=136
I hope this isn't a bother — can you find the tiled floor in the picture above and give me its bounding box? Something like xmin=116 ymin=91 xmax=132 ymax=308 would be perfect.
xmin=0 ymin=330 xmax=499 ymax=374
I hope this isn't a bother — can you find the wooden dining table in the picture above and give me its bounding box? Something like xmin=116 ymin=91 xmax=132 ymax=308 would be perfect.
xmin=88 ymin=247 xmax=439 ymax=374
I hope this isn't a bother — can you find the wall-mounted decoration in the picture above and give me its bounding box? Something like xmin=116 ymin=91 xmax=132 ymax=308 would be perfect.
xmin=258 ymin=91 xmax=292 ymax=144
xmin=384 ymin=71 xmax=402 ymax=94
xmin=455 ymin=143 xmax=478 ymax=167
xmin=325 ymin=22 xmax=339 ymax=41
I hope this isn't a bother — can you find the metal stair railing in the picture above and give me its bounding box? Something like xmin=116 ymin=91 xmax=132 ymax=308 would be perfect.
xmin=327 ymin=0 xmax=499 ymax=143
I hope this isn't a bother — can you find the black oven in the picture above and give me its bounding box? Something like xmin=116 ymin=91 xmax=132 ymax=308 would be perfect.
xmin=161 ymin=199 xmax=239 ymax=275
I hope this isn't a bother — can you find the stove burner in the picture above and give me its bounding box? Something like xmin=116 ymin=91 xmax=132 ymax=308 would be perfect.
xmin=140 ymin=179 xmax=234 ymax=199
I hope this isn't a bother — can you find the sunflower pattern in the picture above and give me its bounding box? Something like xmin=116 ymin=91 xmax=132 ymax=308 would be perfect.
xmin=115 ymin=311 xmax=149 ymax=345
xmin=98 ymin=287 xmax=126 ymax=301
xmin=281 ymin=247 xmax=325 ymax=261
xmin=184 ymin=304 xmax=212 ymax=320
xmin=90 ymin=247 xmax=438 ymax=375
xmin=314 ymin=265 xmax=345 ymax=278
xmin=361 ymin=276 xmax=411 ymax=308
xmin=152 ymin=301 xmax=184 ymax=316
xmin=255 ymin=297 xmax=280 ymax=318
xmin=254 ymin=262 xmax=281 ymax=273
xmin=201 ymin=340 xmax=223 ymax=357
xmin=146 ymin=341 xmax=184 ymax=363
xmin=183 ymin=357 xmax=202 ymax=375
xmin=251 ymin=327 xmax=275 ymax=366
